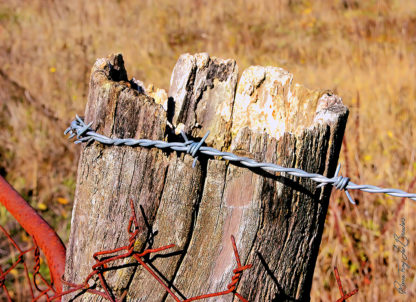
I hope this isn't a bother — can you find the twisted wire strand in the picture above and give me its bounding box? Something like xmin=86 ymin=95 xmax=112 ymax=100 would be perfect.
xmin=65 ymin=115 xmax=416 ymax=204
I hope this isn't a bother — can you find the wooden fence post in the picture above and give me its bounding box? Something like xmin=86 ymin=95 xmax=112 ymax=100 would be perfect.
xmin=64 ymin=53 xmax=348 ymax=301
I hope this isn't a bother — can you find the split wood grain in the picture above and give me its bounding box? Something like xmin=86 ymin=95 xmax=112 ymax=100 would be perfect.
xmin=64 ymin=53 xmax=348 ymax=302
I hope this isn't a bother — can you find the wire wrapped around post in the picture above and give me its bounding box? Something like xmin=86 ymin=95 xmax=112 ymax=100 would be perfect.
xmin=66 ymin=115 xmax=416 ymax=205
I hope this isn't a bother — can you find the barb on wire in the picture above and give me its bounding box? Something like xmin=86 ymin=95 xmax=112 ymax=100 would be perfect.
xmin=65 ymin=116 xmax=416 ymax=205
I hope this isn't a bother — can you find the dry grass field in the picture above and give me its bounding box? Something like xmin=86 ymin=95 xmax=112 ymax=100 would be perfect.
xmin=0 ymin=0 xmax=415 ymax=300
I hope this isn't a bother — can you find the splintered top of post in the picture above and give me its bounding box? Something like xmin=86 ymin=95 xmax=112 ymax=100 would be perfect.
xmin=231 ymin=66 xmax=346 ymax=140
xmin=168 ymin=52 xmax=347 ymax=150
xmin=87 ymin=53 xmax=347 ymax=148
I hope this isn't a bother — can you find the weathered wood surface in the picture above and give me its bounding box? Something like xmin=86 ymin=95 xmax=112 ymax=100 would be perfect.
xmin=64 ymin=53 xmax=348 ymax=301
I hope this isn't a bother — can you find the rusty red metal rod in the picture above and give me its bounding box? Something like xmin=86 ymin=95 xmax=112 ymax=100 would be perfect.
xmin=32 ymin=244 xmax=57 ymax=301
xmin=91 ymin=199 xmax=178 ymax=301
xmin=16 ymin=196 xmax=252 ymax=302
xmin=334 ymin=266 xmax=358 ymax=302
xmin=183 ymin=235 xmax=251 ymax=302
xmin=49 ymin=278 xmax=113 ymax=302
xmin=0 ymin=225 xmax=36 ymax=284
xmin=56 ymin=216 xmax=251 ymax=302
xmin=0 ymin=176 xmax=66 ymax=293
xmin=134 ymin=255 xmax=182 ymax=302
xmin=48 ymin=199 xmax=178 ymax=302
xmin=0 ymin=225 xmax=38 ymax=300
xmin=0 ymin=265 xmax=12 ymax=302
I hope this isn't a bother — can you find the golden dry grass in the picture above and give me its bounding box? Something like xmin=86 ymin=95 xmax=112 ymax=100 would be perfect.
xmin=0 ymin=0 xmax=415 ymax=300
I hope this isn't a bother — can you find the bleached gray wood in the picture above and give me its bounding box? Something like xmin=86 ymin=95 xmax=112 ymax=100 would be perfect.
xmin=64 ymin=53 xmax=348 ymax=302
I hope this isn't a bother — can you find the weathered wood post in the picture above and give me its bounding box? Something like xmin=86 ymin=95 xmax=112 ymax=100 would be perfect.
xmin=64 ymin=53 xmax=348 ymax=301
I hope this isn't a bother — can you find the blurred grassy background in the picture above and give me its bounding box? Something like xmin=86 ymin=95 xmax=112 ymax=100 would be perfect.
xmin=0 ymin=0 xmax=415 ymax=300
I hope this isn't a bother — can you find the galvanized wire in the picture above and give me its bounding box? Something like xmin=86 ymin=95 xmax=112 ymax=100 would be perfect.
xmin=65 ymin=115 xmax=416 ymax=204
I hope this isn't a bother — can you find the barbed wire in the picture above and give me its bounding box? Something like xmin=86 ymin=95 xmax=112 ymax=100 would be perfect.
xmin=65 ymin=115 xmax=416 ymax=205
